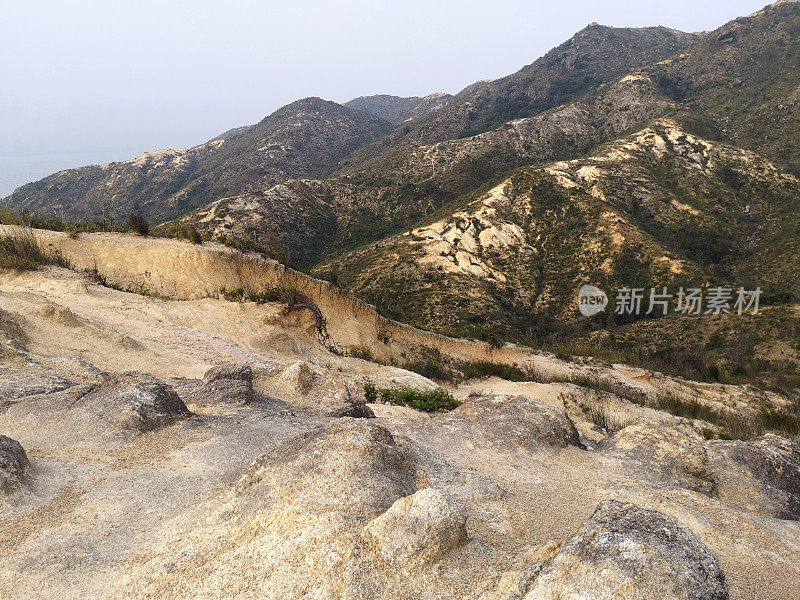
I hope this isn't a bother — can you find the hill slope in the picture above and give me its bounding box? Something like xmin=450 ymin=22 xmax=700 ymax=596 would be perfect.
xmin=3 ymin=98 xmax=392 ymax=224
xmin=344 ymin=93 xmax=453 ymax=124
xmin=314 ymin=120 xmax=800 ymax=342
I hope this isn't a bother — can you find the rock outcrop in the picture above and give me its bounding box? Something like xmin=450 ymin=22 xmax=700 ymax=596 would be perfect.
xmin=236 ymin=417 xmax=419 ymax=516
xmin=708 ymin=434 xmax=800 ymax=520
xmin=79 ymin=371 xmax=191 ymax=433
xmin=0 ymin=435 xmax=30 ymax=494
xmin=453 ymin=394 xmax=582 ymax=450
xmin=363 ymin=488 xmax=467 ymax=566
xmin=600 ymin=419 xmax=716 ymax=494
xmin=0 ymin=435 xmax=29 ymax=494
xmin=194 ymin=364 xmax=254 ymax=406
xmin=522 ymin=500 xmax=729 ymax=600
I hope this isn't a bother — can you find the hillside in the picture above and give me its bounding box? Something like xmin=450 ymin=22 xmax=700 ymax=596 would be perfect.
xmin=4 ymin=2 xmax=800 ymax=385
xmin=315 ymin=120 xmax=800 ymax=344
xmin=650 ymin=0 xmax=800 ymax=172
xmin=1 ymin=231 xmax=799 ymax=599
xmin=3 ymin=98 xmax=392 ymax=224
xmin=345 ymin=93 xmax=453 ymax=124
xmin=339 ymin=24 xmax=701 ymax=173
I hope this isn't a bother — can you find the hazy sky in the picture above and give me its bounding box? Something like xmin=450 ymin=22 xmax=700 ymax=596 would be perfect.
xmin=1 ymin=0 xmax=768 ymax=163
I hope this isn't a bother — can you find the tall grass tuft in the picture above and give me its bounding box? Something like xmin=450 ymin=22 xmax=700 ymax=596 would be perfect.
xmin=0 ymin=226 xmax=48 ymax=270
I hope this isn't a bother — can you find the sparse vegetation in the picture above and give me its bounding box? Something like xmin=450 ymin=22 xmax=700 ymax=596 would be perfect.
xmin=581 ymin=403 xmax=630 ymax=435
xmin=127 ymin=212 xmax=150 ymax=237
xmin=363 ymin=380 xmax=378 ymax=403
xmin=375 ymin=387 xmax=460 ymax=412
xmin=0 ymin=226 xmax=48 ymax=270
xmin=459 ymin=360 xmax=530 ymax=382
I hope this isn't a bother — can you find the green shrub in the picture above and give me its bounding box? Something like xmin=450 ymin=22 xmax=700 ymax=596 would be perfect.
xmin=127 ymin=212 xmax=150 ymax=237
xmin=377 ymin=388 xmax=460 ymax=412
xmin=179 ymin=225 xmax=202 ymax=244
xmin=460 ymin=360 xmax=530 ymax=382
xmin=403 ymin=359 xmax=453 ymax=382
xmin=363 ymin=381 xmax=378 ymax=403
xmin=247 ymin=284 xmax=282 ymax=303
xmin=350 ymin=346 xmax=374 ymax=362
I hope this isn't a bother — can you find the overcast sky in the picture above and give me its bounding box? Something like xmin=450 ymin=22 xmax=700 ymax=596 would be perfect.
xmin=1 ymin=0 xmax=767 ymax=165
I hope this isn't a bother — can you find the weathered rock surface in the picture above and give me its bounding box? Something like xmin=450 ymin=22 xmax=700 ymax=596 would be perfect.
xmin=194 ymin=364 xmax=254 ymax=406
xmin=0 ymin=435 xmax=29 ymax=494
xmin=0 ymin=309 xmax=28 ymax=361
xmin=79 ymin=371 xmax=191 ymax=433
xmin=522 ymin=500 xmax=729 ymax=600
xmin=237 ymin=417 xmax=418 ymax=515
xmin=600 ymin=419 xmax=716 ymax=494
xmin=708 ymin=434 xmax=800 ymax=520
xmin=453 ymin=394 xmax=582 ymax=450
xmin=363 ymin=488 xmax=467 ymax=565
xmin=277 ymin=359 xmax=318 ymax=394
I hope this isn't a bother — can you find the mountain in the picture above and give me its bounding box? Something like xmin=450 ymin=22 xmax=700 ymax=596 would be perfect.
xmin=339 ymin=24 xmax=701 ymax=173
xmin=344 ymin=93 xmax=452 ymax=124
xmin=168 ymin=73 xmax=678 ymax=268
xmin=3 ymin=98 xmax=391 ymax=224
xmin=648 ymin=0 xmax=800 ymax=172
xmin=313 ymin=119 xmax=800 ymax=341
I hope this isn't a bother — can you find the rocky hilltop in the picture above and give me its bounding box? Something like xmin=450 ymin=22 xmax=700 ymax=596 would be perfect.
xmin=0 ymin=230 xmax=799 ymax=599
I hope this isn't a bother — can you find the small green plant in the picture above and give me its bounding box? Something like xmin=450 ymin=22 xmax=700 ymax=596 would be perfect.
xmin=363 ymin=380 xmax=378 ymax=403
xmin=403 ymin=359 xmax=452 ymax=382
xmin=377 ymin=387 xmax=460 ymax=412
xmin=247 ymin=284 xmax=282 ymax=303
xmin=127 ymin=212 xmax=150 ymax=237
xmin=350 ymin=346 xmax=374 ymax=362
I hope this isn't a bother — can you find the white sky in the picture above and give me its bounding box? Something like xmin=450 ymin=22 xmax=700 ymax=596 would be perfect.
xmin=1 ymin=0 xmax=768 ymax=160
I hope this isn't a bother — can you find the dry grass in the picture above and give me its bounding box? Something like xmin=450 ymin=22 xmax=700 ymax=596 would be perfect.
xmin=0 ymin=227 xmax=48 ymax=270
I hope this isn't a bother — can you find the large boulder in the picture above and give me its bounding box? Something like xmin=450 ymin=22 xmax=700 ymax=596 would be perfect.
xmin=236 ymin=417 xmax=418 ymax=517
xmin=707 ymin=434 xmax=800 ymax=520
xmin=522 ymin=500 xmax=729 ymax=600
xmin=126 ymin=419 xmax=484 ymax=598
xmin=363 ymin=488 xmax=467 ymax=566
xmin=194 ymin=364 xmax=254 ymax=406
xmin=600 ymin=419 xmax=716 ymax=495
xmin=80 ymin=371 xmax=191 ymax=433
xmin=0 ymin=435 xmax=29 ymax=494
xmin=453 ymin=394 xmax=582 ymax=450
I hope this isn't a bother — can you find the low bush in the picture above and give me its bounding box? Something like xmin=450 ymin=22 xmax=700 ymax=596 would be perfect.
xmin=582 ymin=404 xmax=630 ymax=435
xmin=127 ymin=212 xmax=150 ymax=237
xmin=459 ymin=360 xmax=530 ymax=382
xmin=403 ymin=359 xmax=453 ymax=382
xmin=376 ymin=387 xmax=460 ymax=412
